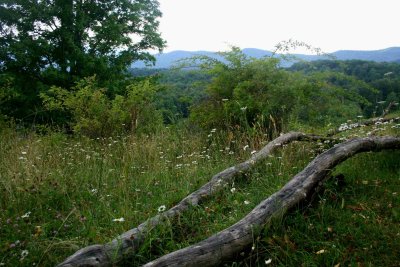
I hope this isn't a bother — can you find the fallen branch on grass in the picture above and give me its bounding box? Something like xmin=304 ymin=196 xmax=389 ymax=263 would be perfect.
xmin=58 ymin=132 xmax=335 ymax=266
xmin=143 ymin=136 xmax=400 ymax=267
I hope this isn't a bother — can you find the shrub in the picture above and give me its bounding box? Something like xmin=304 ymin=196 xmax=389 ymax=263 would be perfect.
xmin=40 ymin=76 xmax=162 ymax=137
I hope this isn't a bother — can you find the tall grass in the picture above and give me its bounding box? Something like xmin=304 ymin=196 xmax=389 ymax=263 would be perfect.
xmin=0 ymin=118 xmax=399 ymax=266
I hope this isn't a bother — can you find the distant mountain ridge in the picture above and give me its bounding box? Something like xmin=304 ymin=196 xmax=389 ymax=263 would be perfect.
xmin=132 ymin=47 xmax=400 ymax=69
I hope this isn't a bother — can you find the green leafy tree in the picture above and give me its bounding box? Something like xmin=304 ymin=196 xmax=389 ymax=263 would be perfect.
xmin=0 ymin=0 xmax=165 ymax=121
xmin=188 ymin=47 xmax=378 ymax=133
xmin=188 ymin=47 xmax=298 ymax=133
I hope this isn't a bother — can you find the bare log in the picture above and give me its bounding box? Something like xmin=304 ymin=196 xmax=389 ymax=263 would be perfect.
xmin=58 ymin=132 xmax=334 ymax=266
xmin=143 ymin=136 xmax=400 ymax=267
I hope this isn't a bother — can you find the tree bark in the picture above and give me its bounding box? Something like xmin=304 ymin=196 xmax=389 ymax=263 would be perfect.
xmin=57 ymin=132 xmax=334 ymax=266
xmin=143 ymin=136 xmax=400 ymax=267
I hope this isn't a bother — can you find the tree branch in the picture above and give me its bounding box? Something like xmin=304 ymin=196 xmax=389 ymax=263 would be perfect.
xmin=143 ymin=136 xmax=400 ymax=267
xmin=57 ymin=132 xmax=335 ymax=266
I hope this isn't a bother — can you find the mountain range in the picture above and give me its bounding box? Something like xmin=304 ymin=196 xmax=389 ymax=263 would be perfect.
xmin=132 ymin=47 xmax=400 ymax=69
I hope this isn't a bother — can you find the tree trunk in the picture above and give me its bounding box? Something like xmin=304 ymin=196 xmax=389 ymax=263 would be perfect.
xmin=57 ymin=132 xmax=334 ymax=266
xmin=143 ymin=136 xmax=400 ymax=267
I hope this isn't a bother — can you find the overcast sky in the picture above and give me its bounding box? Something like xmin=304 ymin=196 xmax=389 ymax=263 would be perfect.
xmin=157 ymin=0 xmax=399 ymax=53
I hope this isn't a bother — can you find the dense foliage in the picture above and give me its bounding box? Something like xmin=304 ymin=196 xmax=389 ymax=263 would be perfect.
xmin=291 ymin=60 xmax=400 ymax=116
xmin=130 ymin=68 xmax=209 ymax=123
xmin=40 ymin=76 xmax=162 ymax=136
xmin=0 ymin=0 xmax=165 ymax=122
xmin=186 ymin=48 xmax=380 ymax=134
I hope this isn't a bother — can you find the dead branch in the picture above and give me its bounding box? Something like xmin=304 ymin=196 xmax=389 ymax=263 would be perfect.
xmin=57 ymin=132 xmax=334 ymax=266
xmin=143 ymin=136 xmax=400 ymax=267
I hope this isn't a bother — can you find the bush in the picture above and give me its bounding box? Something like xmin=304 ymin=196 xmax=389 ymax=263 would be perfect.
xmin=40 ymin=76 xmax=163 ymax=137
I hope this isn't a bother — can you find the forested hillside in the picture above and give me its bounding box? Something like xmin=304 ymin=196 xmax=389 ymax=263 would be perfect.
xmin=131 ymin=47 xmax=400 ymax=69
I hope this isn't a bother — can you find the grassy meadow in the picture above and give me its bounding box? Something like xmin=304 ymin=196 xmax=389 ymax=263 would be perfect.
xmin=0 ymin=117 xmax=399 ymax=266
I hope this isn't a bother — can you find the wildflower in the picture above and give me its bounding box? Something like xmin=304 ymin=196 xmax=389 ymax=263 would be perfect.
xmin=21 ymin=249 xmax=29 ymax=258
xmin=158 ymin=205 xmax=166 ymax=212
xmin=21 ymin=151 xmax=27 ymax=155
xmin=112 ymin=217 xmax=125 ymax=222
xmin=230 ymin=187 xmax=236 ymax=193
xmin=243 ymin=145 xmax=249 ymax=151
xmin=91 ymin=188 xmax=98 ymax=194
xmin=265 ymin=258 xmax=272 ymax=265
xmin=250 ymin=150 xmax=257 ymax=155
xmin=21 ymin=212 xmax=31 ymax=219
xmin=316 ymin=249 xmax=326 ymax=254
xmin=240 ymin=106 xmax=247 ymax=111
xmin=244 ymin=200 xmax=250 ymax=205
xmin=211 ymin=128 xmax=217 ymax=133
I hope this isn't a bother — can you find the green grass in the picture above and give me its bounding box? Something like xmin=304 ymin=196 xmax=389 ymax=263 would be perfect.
xmin=234 ymin=151 xmax=400 ymax=267
xmin=0 ymin=119 xmax=399 ymax=266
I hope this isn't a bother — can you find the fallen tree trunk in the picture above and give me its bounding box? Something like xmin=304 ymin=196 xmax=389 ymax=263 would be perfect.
xmin=58 ymin=132 xmax=334 ymax=267
xmin=143 ymin=136 xmax=400 ymax=267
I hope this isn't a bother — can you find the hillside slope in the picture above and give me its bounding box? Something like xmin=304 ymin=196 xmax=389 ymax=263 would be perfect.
xmin=132 ymin=47 xmax=400 ymax=68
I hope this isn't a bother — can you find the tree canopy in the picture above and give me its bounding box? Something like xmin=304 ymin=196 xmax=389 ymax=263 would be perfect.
xmin=0 ymin=0 xmax=165 ymax=84
xmin=0 ymin=0 xmax=165 ymax=121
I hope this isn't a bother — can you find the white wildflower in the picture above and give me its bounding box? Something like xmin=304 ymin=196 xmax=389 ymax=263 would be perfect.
xmin=243 ymin=145 xmax=249 ymax=151
xmin=21 ymin=151 xmax=27 ymax=155
xmin=21 ymin=249 xmax=29 ymax=258
xmin=265 ymin=258 xmax=272 ymax=265
xmin=244 ymin=200 xmax=250 ymax=205
xmin=158 ymin=205 xmax=166 ymax=212
xmin=240 ymin=106 xmax=247 ymax=111
xmin=250 ymin=150 xmax=257 ymax=155
xmin=230 ymin=187 xmax=236 ymax=193
xmin=21 ymin=212 xmax=31 ymax=219
xmin=112 ymin=217 xmax=125 ymax=222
